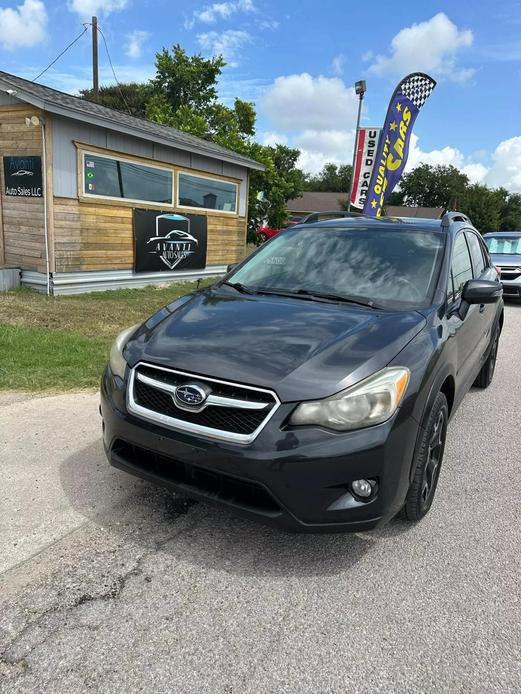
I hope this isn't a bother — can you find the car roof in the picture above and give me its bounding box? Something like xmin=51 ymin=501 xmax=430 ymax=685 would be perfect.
xmin=483 ymin=231 xmax=521 ymax=237
xmin=292 ymin=216 xmax=444 ymax=234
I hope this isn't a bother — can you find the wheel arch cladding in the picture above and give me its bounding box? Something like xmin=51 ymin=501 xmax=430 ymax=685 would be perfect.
xmin=439 ymin=375 xmax=455 ymax=416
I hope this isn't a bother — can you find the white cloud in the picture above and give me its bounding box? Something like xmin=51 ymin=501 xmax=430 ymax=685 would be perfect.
xmin=485 ymin=137 xmax=521 ymax=191
xmin=404 ymin=134 xmax=488 ymax=184
xmin=186 ymin=0 xmax=255 ymax=28
xmin=261 ymin=73 xmax=360 ymax=174
xmin=68 ymin=0 xmax=127 ymax=17
xmin=197 ymin=29 xmax=251 ymax=67
xmin=125 ymin=30 xmax=149 ymax=58
xmin=462 ymin=163 xmax=489 ymax=184
xmin=262 ymin=73 xmax=358 ymax=131
xmin=331 ymin=54 xmax=345 ymax=76
xmin=262 ymin=131 xmax=288 ymax=147
xmin=0 ymin=0 xmax=48 ymax=50
xmin=296 ymin=130 xmax=355 ymax=174
xmin=257 ymin=18 xmax=279 ymax=30
xmin=370 ymin=13 xmax=474 ymax=82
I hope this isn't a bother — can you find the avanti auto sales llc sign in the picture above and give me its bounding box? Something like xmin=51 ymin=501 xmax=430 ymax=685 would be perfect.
xmin=3 ymin=156 xmax=43 ymax=197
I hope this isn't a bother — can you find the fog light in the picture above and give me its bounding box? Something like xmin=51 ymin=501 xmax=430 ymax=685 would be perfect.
xmin=351 ymin=479 xmax=373 ymax=499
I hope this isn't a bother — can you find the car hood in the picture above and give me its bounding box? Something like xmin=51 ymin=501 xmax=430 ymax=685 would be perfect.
xmin=125 ymin=287 xmax=426 ymax=402
xmin=490 ymin=253 xmax=521 ymax=267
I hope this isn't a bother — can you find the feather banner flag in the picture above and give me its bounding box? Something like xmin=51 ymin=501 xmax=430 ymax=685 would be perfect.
xmin=363 ymin=73 xmax=436 ymax=217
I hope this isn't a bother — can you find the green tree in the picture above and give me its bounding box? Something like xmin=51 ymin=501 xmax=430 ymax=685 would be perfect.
xmin=460 ymin=184 xmax=506 ymax=233
xmin=304 ymin=162 xmax=352 ymax=192
xmin=399 ymin=164 xmax=469 ymax=209
xmin=151 ymin=45 xmax=225 ymax=113
xmin=500 ymin=192 xmax=521 ymax=230
xmin=247 ymin=144 xmax=306 ymax=234
xmin=79 ymin=83 xmax=151 ymax=118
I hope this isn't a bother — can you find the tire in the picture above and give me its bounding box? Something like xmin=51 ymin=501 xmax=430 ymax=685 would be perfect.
xmin=401 ymin=392 xmax=448 ymax=522
xmin=258 ymin=232 xmax=268 ymax=244
xmin=473 ymin=323 xmax=500 ymax=389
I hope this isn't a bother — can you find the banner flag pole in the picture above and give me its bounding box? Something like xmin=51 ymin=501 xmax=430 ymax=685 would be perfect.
xmin=348 ymin=80 xmax=366 ymax=212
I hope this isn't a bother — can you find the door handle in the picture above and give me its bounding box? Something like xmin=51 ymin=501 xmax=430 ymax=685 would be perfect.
xmin=479 ymin=304 xmax=485 ymax=313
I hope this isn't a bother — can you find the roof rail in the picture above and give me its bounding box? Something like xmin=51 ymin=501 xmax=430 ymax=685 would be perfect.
xmin=441 ymin=211 xmax=471 ymax=229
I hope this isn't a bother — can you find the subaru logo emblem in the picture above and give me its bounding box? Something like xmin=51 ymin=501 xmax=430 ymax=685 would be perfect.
xmin=174 ymin=384 xmax=209 ymax=409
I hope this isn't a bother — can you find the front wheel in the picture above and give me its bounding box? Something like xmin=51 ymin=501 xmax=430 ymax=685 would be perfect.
xmin=401 ymin=392 xmax=448 ymax=521
xmin=473 ymin=324 xmax=500 ymax=389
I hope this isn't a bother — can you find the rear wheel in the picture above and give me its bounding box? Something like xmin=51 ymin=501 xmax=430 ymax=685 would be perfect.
xmin=473 ymin=324 xmax=500 ymax=389
xmin=402 ymin=392 xmax=448 ymax=522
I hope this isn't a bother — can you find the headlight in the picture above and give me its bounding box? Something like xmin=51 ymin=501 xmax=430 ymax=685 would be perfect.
xmin=109 ymin=324 xmax=140 ymax=379
xmin=289 ymin=367 xmax=410 ymax=431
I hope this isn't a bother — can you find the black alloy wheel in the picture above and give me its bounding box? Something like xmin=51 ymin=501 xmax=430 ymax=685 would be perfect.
xmin=402 ymin=392 xmax=449 ymax=521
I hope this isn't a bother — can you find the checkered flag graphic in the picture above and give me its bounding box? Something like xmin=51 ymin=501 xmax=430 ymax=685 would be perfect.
xmin=399 ymin=73 xmax=436 ymax=110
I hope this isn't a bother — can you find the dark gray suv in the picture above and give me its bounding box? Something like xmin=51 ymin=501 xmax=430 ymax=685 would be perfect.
xmin=101 ymin=212 xmax=503 ymax=532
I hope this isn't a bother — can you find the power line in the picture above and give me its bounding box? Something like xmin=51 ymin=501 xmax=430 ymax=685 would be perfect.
xmin=33 ymin=25 xmax=89 ymax=83
xmin=96 ymin=24 xmax=132 ymax=115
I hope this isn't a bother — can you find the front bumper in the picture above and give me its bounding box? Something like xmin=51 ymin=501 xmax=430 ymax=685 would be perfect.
xmin=501 ymin=278 xmax=521 ymax=298
xmin=101 ymin=367 xmax=420 ymax=533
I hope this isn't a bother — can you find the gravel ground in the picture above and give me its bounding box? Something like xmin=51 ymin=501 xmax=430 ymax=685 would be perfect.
xmin=1 ymin=304 xmax=520 ymax=693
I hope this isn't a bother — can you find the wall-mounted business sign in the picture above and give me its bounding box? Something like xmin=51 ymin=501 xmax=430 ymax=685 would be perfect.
xmin=3 ymin=156 xmax=43 ymax=197
xmin=134 ymin=209 xmax=208 ymax=273
xmin=350 ymin=128 xmax=381 ymax=210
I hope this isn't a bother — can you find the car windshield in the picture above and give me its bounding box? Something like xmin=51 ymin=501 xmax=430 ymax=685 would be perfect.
xmin=484 ymin=235 xmax=521 ymax=255
xmin=229 ymin=225 xmax=445 ymax=310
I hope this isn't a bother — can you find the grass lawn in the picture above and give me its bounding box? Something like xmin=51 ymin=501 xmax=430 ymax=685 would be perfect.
xmin=0 ymin=280 xmax=215 ymax=391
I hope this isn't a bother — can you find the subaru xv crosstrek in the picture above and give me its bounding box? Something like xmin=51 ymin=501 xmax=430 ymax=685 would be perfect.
xmin=101 ymin=212 xmax=503 ymax=532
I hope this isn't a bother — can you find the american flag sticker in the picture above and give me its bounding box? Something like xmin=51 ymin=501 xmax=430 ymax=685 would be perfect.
xmin=86 ymin=160 xmax=95 ymax=168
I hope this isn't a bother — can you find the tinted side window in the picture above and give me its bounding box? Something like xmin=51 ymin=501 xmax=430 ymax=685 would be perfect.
xmin=465 ymin=232 xmax=485 ymax=277
xmin=451 ymin=233 xmax=473 ymax=299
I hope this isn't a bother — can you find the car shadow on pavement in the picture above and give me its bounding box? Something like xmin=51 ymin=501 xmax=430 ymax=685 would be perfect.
xmin=59 ymin=440 xmax=389 ymax=578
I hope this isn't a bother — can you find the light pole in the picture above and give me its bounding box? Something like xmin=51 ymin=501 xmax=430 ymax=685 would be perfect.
xmin=348 ymin=79 xmax=366 ymax=212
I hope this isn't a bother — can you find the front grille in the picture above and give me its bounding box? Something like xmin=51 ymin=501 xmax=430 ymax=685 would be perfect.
xmin=500 ymin=269 xmax=521 ymax=281
xmin=502 ymin=285 xmax=520 ymax=295
xmin=128 ymin=363 xmax=279 ymax=443
xmin=112 ymin=439 xmax=281 ymax=516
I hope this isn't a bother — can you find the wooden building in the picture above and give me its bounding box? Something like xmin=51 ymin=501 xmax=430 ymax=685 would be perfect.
xmin=0 ymin=71 xmax=263 ymax=295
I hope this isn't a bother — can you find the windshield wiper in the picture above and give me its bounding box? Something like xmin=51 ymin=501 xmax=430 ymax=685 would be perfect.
xmin=255 ymin=287 xmax=381 ymax=309
xmin=294 ymin=289 xmax=381 ymax=309
xmin=222 ymin=281 xmax=256 ymax=295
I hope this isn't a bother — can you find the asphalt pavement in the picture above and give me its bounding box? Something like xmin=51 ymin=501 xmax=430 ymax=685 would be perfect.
xmin=1 ymin=304 xmax=520 ymax=693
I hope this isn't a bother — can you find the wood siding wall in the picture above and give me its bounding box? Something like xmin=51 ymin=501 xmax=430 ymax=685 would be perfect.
xmin=0 ymin=105 xmax=46 ymax=271
xmin=53 ymin=197 xmax=247 ymax=272
xmin=1 ymin=104 xmax=247 ymax=275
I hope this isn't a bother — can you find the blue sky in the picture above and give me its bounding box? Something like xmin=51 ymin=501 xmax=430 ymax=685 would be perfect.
xmin=1 ymin=0 xmax=521 ymax=189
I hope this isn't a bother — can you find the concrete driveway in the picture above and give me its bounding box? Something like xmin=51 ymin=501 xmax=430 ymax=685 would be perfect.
xmin=1 ymin=305 xmax=520 ymax=693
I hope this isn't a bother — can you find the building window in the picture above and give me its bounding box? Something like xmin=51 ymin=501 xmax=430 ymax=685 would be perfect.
xmin=83 ymin=153 xmax=173 ymax=205
xmin=178 ymin=172 xmax=237 ymax=213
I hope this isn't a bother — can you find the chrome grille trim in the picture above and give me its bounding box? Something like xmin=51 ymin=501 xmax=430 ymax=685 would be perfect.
xmin=135 ymin=371 xmax=272 ymax=411
xmin=127 ymin=362 xmax=281 ymax=445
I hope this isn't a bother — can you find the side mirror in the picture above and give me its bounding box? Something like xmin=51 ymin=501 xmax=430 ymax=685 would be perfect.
xmin=462 ymin=279 xmax=502 ymax=305
xmin=226 ymin=263 xmax=238 ymax=273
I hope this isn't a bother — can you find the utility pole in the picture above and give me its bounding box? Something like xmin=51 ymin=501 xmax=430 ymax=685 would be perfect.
xmin=92 ymin=15 xmax=99 ymax=102
xmin=348 ymin=80 xmax=367 ymax=212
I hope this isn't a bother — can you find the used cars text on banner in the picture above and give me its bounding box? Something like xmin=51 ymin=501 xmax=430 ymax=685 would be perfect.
xmin=350 ymin=128 xmax=381 ymax=210
xmin=363 ymin=73 xmax=436 ymax=217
